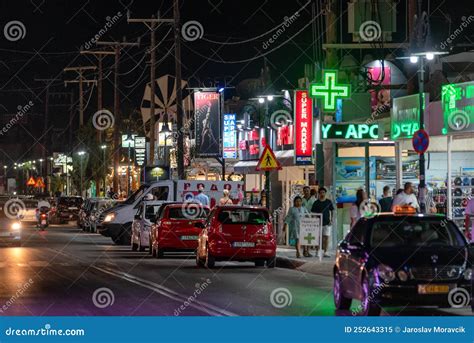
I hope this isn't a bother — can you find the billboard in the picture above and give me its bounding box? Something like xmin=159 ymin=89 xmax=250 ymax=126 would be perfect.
xmin=222 ymin=113 xmax=236 ymax=159
xmin=441 ymin=81 xmax=474 ymax=134
xmin=294 ymin=90 xmax=313 ymax=165
xmin=194 ymin=91 xmax=220 ymax=157
xmin=134 ymin=136 xmax=146 ymax=166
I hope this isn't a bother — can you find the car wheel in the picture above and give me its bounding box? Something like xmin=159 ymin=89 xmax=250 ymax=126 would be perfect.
xmin=205 ymin=247 xmax=215 ymax=268
xmin=255 ymin=260 xmax=265 ymax=267
xmin=266 ymin=256 xmax=276 ymax=268
xmin=334 ymin=271 xmax=352 ymax=310
xmin=360 ymin=275 xmax=381 ymax=316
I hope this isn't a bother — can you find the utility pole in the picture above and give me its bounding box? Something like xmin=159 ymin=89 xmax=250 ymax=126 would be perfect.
xmin=128 ymin=14 xmax=169 ymax=166
xmin=174 ymin=0 xmax=185 ymax=179
xmin=96 ymin=39 xmax=140 ymax=193
xmin=80 ymin=50 xmax=115 ymax=142
xmin=63 ymin=66 xmax=97 ymax=126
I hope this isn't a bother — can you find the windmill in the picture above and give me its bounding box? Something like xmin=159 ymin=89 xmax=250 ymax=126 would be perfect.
xmin=140 ymin=74 xmax=193 ymax=137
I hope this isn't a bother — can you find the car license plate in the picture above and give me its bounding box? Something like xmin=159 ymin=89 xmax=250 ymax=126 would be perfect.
xmin=41 ymin=220 xmax=46 ymax=225
xmin=233 ymin=242 xmax=255 ymax=248
xmin=417 ymin=284 xmax=450 ymax=294
xmin=180 ymin=235 xmax=198 ymax=240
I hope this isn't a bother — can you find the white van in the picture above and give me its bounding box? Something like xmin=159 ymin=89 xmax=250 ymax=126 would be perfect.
xmin=98 ymin=180 xmax=244 ymax=244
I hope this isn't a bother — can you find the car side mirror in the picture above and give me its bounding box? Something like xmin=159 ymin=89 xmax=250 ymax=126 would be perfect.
xmin=194 ymin=222 xmax=205 ymax=229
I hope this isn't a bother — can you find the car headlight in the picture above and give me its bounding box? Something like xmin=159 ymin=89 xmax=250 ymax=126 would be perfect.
xmin=463 ymin=268 xmax=472 ymax=281
xmin=11 ymin=222 xmax=21 ymax=231
xmin=377 ymin=264 xmax=395 ymax=282
xmin=104 ymin=213 xmax=115 ymax=223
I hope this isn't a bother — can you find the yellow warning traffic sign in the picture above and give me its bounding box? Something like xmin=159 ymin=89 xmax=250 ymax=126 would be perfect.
xmin=35 ymin=177 xmax=45 ymax=188
xmin=256 ymin=145 xmax=282 ymax=171
xmin=26 ymin=176 xmax=36 ymax=186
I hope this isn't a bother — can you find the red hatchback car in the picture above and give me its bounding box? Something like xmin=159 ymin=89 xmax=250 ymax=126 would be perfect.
xmin=196 ymin=206 xmax=276 ymax=268
xmin=150 ymin=203 xmax=210 ymax=258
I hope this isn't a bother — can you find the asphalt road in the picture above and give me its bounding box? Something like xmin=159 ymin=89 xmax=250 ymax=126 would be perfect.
xmin=0 ymin=224 xmax=471 ymax=316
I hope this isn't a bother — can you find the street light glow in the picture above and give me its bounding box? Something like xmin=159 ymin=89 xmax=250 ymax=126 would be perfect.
xmin=409 ymin=56 xmax=419 ymax=64
xmin=267 ymin=95 xmax=274 ymax=101
xmin=426 ymin=52 xmax=434 ymax=60
xmin=77 ymin=151 xmax=86 ymax=156
xmin=101 ymin=145 xmax=107 ymax=149
xmin=258 ymin=98 xmax=264 ymax=104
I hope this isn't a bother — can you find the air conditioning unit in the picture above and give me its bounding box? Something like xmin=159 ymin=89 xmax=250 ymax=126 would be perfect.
xmin=348 ymin=0 xmax=397 ymax=42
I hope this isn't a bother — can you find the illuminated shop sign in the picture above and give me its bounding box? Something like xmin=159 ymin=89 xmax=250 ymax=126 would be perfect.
xmin=441 ymin=81 xmax=474 ymax=134
xmin=321 ymin=123 xmax=379 ymax=140
xmin=309 ymin=70 xmax=351 ymax=112
xmin=391 ymin=93 xmax=428 ymax=140
xmin=223 ymin=113 xmax=237 ymax=159
xmin=294 ymin=90 xmax=313 ymax=164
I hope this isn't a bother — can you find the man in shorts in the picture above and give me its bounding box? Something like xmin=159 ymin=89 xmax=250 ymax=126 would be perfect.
xmin=311 ymin=187 xmax=335 ymax=257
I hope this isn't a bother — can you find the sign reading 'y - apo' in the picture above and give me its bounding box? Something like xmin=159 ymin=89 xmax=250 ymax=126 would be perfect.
xmin=223 ymin=113 xmax=236 ymax=159
xmin=294 ymin=90 xmax=313 ymax=165
xmin=194 ymin=91 xmax=221 ymax=157
xmin=321 ymin=123 xmax=379 ymax=140
xmin=309 ymin=70 xmax=351 ymax=112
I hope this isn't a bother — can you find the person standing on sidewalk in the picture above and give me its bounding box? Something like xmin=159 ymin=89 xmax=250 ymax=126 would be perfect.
xmin=284 ymin=196 xmax=309 ymax=258
xmin=219 ymin=189 xmax=233 ymax=205
xmin=350 ymin=189 xmax=367 ymax=228
xmin=378 ymin=185 xmax=393 ymax=212
xmin=194 ymin=186 xmax=209 ymax=206
xmin=311 ymin=187 xmax=335 ymax=258
xmin=302 ymin=186 xmax=316 ymax=212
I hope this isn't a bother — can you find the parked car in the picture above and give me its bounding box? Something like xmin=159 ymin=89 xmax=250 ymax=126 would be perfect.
xmin=0 ymin=209 xmax=22 ymax=246
xmin=131 ymin=200 xmax=163 ymax=252
xmin=52 ymin=196 xmax=83 ymax=224
xmin=19 ymin=199 xmax=39 ymax=223
xmin=196 ymin=206 xmax=276 ymax=268
xmin=333 ymin=206 xmax=473 ymax=316
xmin=78 ymin=198 xmax=116 ymax=232
xmin=150 ymin=202 xmax=209 ymax=258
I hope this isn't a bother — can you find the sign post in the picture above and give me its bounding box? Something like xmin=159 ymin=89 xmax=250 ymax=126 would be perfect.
xmin=299 ymin=213 xmax=323 ymax=261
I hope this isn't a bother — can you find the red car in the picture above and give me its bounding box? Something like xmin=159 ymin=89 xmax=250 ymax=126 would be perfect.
xmin=196 ymin=206 xmax=276 ymax=268
xmin=150 ymin=203 xmax=210 ymax=258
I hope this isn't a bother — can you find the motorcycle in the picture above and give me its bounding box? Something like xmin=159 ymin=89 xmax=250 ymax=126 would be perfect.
xmin=37 ymin=206 xmax=50 ymax=230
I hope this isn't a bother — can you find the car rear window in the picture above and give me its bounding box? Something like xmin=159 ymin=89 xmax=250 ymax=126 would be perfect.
xmin=59 ymin=198 xmax=82 ymax=207
xmin=217 ymin=209 xmax=269 ymax=225
xmin=168 ymin=206 xmax=209 ymax=219
xmin=370 ymin=219 xmax=464 ymax=248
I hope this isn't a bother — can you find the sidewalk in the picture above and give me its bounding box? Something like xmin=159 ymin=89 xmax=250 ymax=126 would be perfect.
xmin=276 ymin=247 xmax=335 ymax=277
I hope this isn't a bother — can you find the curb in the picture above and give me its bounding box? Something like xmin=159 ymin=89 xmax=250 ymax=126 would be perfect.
xmin=276 ymin=256 xmax=335 ymax=278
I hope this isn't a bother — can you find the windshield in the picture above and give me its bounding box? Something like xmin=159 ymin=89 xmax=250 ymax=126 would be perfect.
xmin=370 ymin=218 xmax=464 ymax=248
xmin=123 ymin=185 xmax=148 ymax=205
xmin=168 ymin=206 xmax=209 ymax=220
xmin=218 ymin=209 xmax=269 ymax=225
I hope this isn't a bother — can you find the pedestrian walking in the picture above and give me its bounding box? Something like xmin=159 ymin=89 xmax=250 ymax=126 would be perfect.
xmin=417 ymin=186 xmax=437 ymax=214
xmin=311 ymin=187 xmax=335 ymax=257
xmin=302 ymin=186 xmax=316 ymax=212
xmin=378 ymin=185 xmax=393 ymax=212
xmin=284 ymin=196 xmax=309 ymax=258
xmin=194 ymin=186 xmax=209 ymax=206
xmin=350 ymin=189 xmax=367 ymax=228
xmin=392 ymin=182 xmax=419 ymax=211
xmin=219 ymin=189 xmax=233 ymax=205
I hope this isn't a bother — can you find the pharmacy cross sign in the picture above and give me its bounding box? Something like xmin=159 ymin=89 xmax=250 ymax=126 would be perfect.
xmin=309 ymin=70 xmax=351 ymax=112
xmin=304 ymin=233 xmax=316 ymax=245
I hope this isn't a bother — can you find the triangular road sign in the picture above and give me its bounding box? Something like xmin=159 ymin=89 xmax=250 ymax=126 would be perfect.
xmin=35 ymin=177 xmax=45 ymax=188
xmin=26 ymin=176 xmax=36 ymax=186
xmin=256 ymin=145 xmax=282 ymax=171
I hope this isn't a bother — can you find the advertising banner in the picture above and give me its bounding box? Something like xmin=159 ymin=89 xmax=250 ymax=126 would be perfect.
xmin=177 ymin=180 xmax=244 ymax=208
xmin=391 ymin=93 xmax=429 ymax=140
xmin=134 ymin=136 xmax=146 ymax=166
xmin=222 ymin=113 xmax=236 ymax=159
xmin=294 ymin=90 xmax=313 ymax=164
xmin=194 ymin=91 xmax=221 ymax=157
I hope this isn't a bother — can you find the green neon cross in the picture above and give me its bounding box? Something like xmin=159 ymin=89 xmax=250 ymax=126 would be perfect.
xmin=304 ymin=233 xmax=316 ymax=244
xmin=309 ymin=70 xmax=351 ymax=112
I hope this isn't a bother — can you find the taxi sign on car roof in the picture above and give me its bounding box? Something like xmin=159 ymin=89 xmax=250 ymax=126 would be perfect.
xmin=393 ymin=205 xmax=417 ymax=215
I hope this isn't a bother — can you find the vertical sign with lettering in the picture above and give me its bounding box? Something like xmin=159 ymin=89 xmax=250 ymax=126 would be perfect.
xmin=222 ymin=113 xmax=236 ymax=159
xmin=194 ymin=91 xmax=221 ymax=157
xmin=294 ymin=90 xmax=313 ymax=164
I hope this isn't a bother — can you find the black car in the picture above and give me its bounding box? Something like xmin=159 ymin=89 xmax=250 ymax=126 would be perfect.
xmin=53 ymin=196 xmax=83 ymax=224
xmin=333 ymin=212 xmax=472 ymax=316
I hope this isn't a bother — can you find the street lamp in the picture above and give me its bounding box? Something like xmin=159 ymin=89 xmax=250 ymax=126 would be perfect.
xmin=402 ymin=51 xmax=447 ymax=188
xmin=77 ymin=151 xmax=86 ymax=197
xmin=101 ymin=145 xmax=107 ymax=196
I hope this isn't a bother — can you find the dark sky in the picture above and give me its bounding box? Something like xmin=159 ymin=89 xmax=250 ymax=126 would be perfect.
xmin=0 ymin=0 xmax=472 ymax=161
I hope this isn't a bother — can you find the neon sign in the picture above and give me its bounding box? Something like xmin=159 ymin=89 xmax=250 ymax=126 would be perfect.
xmin=223 ymin=113 xmax=237 ymax=159
xmin=294 ymin=90 xmax=313 ymax=164
xmin=309 ymin=70 xmax=351 ymax=112
xmin=441 ymin=81 xmax=474 ymax=134
xmin=391 ymin=93 xmax=428 ymax=140
xmin=321 ymin=123 xmax=379 ymax=140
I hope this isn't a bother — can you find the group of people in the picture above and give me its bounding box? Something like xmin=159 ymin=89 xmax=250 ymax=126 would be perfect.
xmin=284 ymin=186 xmax=335 ymax=258
xmin=192 ymin=186 xmax=234 ymax=207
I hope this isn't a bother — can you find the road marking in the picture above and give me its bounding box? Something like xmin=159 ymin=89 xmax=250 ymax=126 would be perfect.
xmin=92 ymin=265 xmax=237 ymax=317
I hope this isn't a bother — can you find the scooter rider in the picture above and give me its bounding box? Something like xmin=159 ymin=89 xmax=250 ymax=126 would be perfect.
xmin=36 ymin=197 xmax=51 ymax=224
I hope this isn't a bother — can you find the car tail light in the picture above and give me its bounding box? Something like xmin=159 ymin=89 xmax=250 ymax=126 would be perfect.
xmin=41 ymin=214 xmax=47 ymax=219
